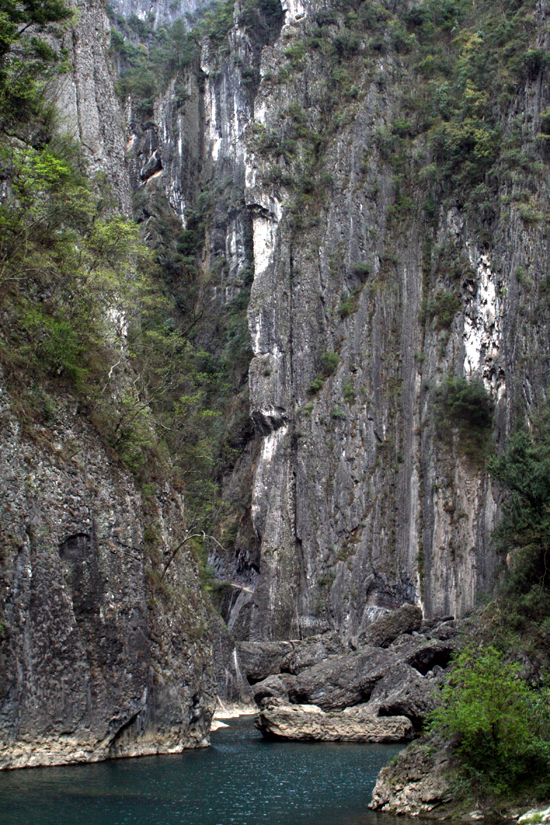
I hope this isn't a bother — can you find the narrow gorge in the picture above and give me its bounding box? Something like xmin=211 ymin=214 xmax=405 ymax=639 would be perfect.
xmin=1 ymin=0 xmax=550 ymax=811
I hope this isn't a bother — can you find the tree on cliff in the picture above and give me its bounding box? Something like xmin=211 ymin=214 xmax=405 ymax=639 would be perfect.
xmin=0 ymin=0 xmax=72 ymax=137
xmin=490 ymin=421 xmax=550 ymax=608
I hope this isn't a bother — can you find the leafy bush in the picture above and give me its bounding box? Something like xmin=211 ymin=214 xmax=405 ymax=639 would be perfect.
xmin=320 ymin=350 xmax=340 ymax=376
xmin=490 ymin=427 xmax=550 ymax=599
xmin=434 ymin=377 xmax=494 ymax=459
xmin=430 ymin=646 xmax=550 ymax=797
xmin=307 ymin=376 xmax=325 ymax=395
xmin=421 ymin=290 xmax=461 ymax=330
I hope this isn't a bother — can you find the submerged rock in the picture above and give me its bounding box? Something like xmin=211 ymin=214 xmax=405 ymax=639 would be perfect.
xmin=255 ymin=702 xmax=414 ymax=742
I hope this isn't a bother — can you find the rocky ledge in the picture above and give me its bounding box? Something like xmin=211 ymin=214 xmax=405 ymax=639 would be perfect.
xmin=255 ymin=701 xmax=414 ymax=742
xmin=238 ymin=605 xmax=458 ymax=743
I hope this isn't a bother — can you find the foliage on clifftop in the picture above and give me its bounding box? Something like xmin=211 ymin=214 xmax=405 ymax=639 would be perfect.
xmin=0 ymin=0 xmax=192 ymax=492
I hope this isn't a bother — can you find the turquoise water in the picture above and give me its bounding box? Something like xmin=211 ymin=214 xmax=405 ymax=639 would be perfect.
xmin=0 ymin=717 xmax=405 ymax=825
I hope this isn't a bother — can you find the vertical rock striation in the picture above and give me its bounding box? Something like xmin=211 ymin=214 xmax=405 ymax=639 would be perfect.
xmin=57 ymin=0 xmax=132 ymax=213
xmin=119 ymin=0 xmax=550 ymax=647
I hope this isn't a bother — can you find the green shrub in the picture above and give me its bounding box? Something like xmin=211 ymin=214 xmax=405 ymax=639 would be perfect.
xmin=308 ymin=376 xmax=325 ymax=395
xmin=422 ymin=290 xmax=461 ymax=330
xmin=489 ymin=426 xmax=550 ymax=599
xmin=351 ymin=261 xmax=371 ymax=281
xmin=434 ymin=377 xmax=494 ymax=458
xmin=430 ymin=646 xmax=550 ymax=797
xmin=320 ymin=350 xmax=340 ymax=376
xmin=338 ymin=297 xmax=358 ymax=318
xmin=343 ymin=381 xmax=356 ymax=404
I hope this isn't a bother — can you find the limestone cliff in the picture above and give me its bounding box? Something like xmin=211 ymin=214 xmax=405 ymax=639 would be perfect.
xmin=57 ymin=0 xmax=132 ymax=214
xmin=122 ymin=0 xmax=550 ymax=646
xmin=0 ymin=374 xmax=215 ymax=768
xmin=0 ymin=0 xmax=216 ymax=768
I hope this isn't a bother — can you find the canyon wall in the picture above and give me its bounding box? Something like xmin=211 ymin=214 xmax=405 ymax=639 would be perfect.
xmin=0 ymin=0 xmax=216 ymax=768
xmin=128 ymin=0 xmax=550 ymax=642
xmin=3 ymin=0 xmax=548 ymax=766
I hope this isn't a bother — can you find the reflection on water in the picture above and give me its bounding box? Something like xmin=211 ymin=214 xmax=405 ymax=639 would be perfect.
xmin=0 ymin=717 xmax=413 ymax=825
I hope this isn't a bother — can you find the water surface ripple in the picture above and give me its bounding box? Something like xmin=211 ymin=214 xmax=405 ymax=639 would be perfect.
xmin=0 ymin=716 xmax=407 ymax=825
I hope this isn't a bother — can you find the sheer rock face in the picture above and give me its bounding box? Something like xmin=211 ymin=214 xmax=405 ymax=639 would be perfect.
xmin=122 ymin=0 xmax=549 ymax=648
xmin=109 ymin=0 xmax=208 ymax=30
xmin=0 ymin=378 xmax=216 ymax=769
xmin=121 ymin=0 xmax=508 ymax=646
xmin=56 ymin=0 xmax=132 ymax=214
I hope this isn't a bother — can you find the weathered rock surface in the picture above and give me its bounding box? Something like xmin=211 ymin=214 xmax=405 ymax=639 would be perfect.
xmin=252 ymin=625 xmax=457 ymax=713
xmin=210 ymin=612 xmax=254 ymax=704
xmin=370 ymin=738 xmax=453 ymax=815
xmin=286 ymin=648 xmax=399 ymax=711
xmin=256 ymin=702 xmax=414 ymax=742
xmin=352 ymin=604 xmax=423 ymax=650
xmin=0 ymin=378 xmax=216 ymax=769
xmin=119 ymin=0 xmax=513 ymax=643
xmin=252 ymin=673 xmax=297 ymax=706
xmin=109 ymin=0 xmax=208 ymax=30
xmin=363 ymin=663 xmax=440 ymax=731
xmin=237 ymin=631 xmax=344 ymax=683
xmin=247 ymin=618 xmax=458 ymax=742
xmin=57 ymin=0 xmax=131 ymax=214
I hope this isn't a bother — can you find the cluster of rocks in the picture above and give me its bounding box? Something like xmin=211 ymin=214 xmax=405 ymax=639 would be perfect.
xmin=235 ymin=605 xmax=458 ymax=743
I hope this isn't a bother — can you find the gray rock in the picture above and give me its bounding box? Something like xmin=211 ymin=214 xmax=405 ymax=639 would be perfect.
xmin=237 ymin=631 xmax=345 ymax=683
xmin=288 ymin=632 xmax=346 ymax=673
xmin=363 ymin=663 xmax=438 ymax=730
xmin=353 ymin=604 xmax=423 ymax=649
xmin=250 ymin=628 xmax=446 ymax=728
xmin=237 ymin=640 xmax=295 ymax=683
xmin=0 ymin=376 xmax=215 ymax=769
xmin=256 ymin=703 xmax=415 ymax=742
xmin=210 ymin=614 xmax=254 ymax=705
xmin=56 ymin=0 xmax=131 ymax=214
xmin=252 ymin=673 xmax=296 ymax=706
xmin=287 ymin=648 xmax=397 ymax=710
xmin=370 ymin=738 xmax=453 ymax=815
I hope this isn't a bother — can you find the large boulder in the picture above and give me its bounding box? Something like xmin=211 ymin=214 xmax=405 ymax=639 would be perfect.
xmin=252 ymin=673 xmax=296 ymax=706
xmin=237 ymin=632 xmax=345 ymax=684
xmin=370 ymin=737 xmax=453 ymax=815
xmin=287 ymin=633 xmax=345 ymax=673
xmin=363 ymin=663 xmax=439 ymax=729
xmin=237 ymin=641 xmax=295 ymax=683
xmin=247 ymin=610 xmax=459 ymax=739
xmin=287 ymin=647 xmax=397 ymax=710
xmin=256 ymin=703 xmax=415 ymax=742
xmin=353 ymin=604 xmax=423 ymax=649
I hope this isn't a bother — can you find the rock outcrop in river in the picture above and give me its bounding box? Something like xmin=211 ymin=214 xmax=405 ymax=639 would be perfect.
xmin=247 ymin=607 xmax=457 ymax=741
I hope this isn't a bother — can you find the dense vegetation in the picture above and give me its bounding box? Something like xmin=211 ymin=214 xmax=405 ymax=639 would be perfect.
xmin=0 ymin=13 xmax=162 ymax=482
xmin=0 ymin=0 xmax=228 ymax=594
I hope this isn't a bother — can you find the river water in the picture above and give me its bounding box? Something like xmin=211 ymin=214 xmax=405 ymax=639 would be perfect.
xmin=0 ymin=716 xmax=406 ymax=825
